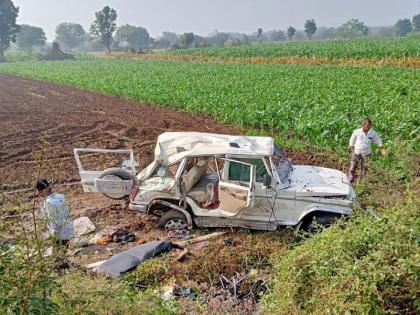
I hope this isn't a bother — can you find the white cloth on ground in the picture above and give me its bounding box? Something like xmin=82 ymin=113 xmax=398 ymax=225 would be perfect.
xmin=41 ymin=193 xmax=71 ymax=240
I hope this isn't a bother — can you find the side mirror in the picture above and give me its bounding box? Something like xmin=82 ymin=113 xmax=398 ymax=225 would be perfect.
xmin=263 ymin=174 xmax=272 ymax=187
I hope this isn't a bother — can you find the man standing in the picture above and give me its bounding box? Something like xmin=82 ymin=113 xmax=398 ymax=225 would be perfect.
xmin=348 ymin=118 xmax=385 ymax=183
xmin=36 ymin=179 xmax=71 ymax=241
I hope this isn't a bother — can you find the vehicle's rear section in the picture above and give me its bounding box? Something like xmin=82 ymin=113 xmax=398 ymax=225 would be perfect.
xmin=74 ymin=148 xmax=138 ymax=200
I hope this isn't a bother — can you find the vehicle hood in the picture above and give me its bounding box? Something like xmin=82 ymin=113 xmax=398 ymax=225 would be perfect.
xmin=287 ymin=165 xmax=351 ymax=197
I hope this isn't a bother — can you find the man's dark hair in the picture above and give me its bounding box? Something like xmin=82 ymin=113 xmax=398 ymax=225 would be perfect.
xmin=363 ymin=117 xmax=372 ymax=124
xmin=36 ymin=179 xmax=49 ymax=191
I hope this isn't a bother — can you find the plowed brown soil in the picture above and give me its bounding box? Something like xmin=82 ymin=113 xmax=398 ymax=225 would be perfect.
xmin=0 ymin=74 xmax=343 ymax=191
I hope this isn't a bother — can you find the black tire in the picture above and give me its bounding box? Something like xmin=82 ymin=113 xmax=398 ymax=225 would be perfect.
xmin=158 ymin=210 xmax=188 ymax=231
xmin=304 ymin=214 xmax=339 ymax=233
xmin=99 ymin=168 xmax=133 ymax=200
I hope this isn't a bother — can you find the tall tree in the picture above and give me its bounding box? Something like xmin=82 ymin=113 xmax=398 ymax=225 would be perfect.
xmin=375 ymin=26 xmax=394 ymax=37
xmin=337 ymin=19 xmax=368 ymax=39
xmin=287 ymin=26 xmax=296 ymax=40
xmin=394 ymin=19 xmax=412 ymax=37
xmin=16 ymin=25 xmax=46 ymax=51
xmin=161 ymin=31 xmax=178 ymax=44
xmin=314 ymin=27 xmax=337 ymax=40
xmin=269 ymin=30 xmax=286 ymax=42
xmin=257 ymin=28 xmax=263 ymax=43
xmin=304 ymin=19 xmax=317 ymax=40
xmin=0 ymin=0 xmax=20 ymax=58
xmin=207 ymin=32 xmax=230 ymax=46
xmin=412 ymin=14 xmax=420 ymax=32
xmin=179 ymin=32 xmax=194 ymax=48
xmin=55 ymin=22 xmax=86 ymax=51
xmin=90 ymin=5 xmax=117 ymax=52
xmin=115 ymin=24 xmax=151 ymax=50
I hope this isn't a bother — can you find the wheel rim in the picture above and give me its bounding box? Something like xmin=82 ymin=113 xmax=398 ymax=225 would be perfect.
xmin=164 ymin=219 xmax=188 ymax=230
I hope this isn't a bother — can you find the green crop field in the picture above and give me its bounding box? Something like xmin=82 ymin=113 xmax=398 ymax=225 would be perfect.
xmin=170 ymin=35 xmax=420 ymax=59
xmin=0 ymin=59 xmax=418 ymax=151
xmin=4 ymin=51 xmax=42 ymax=62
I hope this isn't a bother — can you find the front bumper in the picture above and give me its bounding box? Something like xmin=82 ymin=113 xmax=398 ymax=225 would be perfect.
xmin=349 ymin=186 xmax=357 ymax=203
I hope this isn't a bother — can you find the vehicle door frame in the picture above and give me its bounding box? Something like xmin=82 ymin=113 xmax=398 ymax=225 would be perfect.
xmin=215 ymin=157 xmax=256 ymax=217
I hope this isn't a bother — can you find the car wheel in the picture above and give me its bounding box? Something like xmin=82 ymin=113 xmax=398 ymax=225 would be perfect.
xmin=99 ymin=168 xmax=132 ymax=200
xmin=158 ymin=210 xmax=188 ymax=231
xmin=304 ymin=214 xmax=339 ymax=233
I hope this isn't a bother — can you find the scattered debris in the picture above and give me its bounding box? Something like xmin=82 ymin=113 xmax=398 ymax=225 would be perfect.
xmin=161 ymin=285 xmax=175 ymax=300
xmin=174 ymin=248 xmax=189 ymax=262
xmin=43 ymin=246 xmax=53 ymax=257
xmin=167 ymin=229 xmax=192 ymax=240
xmin=174 ymin=231 xmax=227 ymax=247
xmin=68 ymin=247 xmax=85 ymax=256
xmin=85 ymin=260 xmax=107 ymax=269
xmin=219 ymin=272 xmax=268 ymax=303
xmin=223 ymin=238 xmax=236 ymax=246
xmin=365 ymin=207 xmax=381 ymax=220
xmin=95 ymin=235 xmax=113 ymax=245
xmin=68 ymin=236 xmax=90 ymax=248
xmin=95 ymin=240 xmax=172 ymax=277
xmin=72 ymin=216 xmax=96 ymax=237
xmin=191 ymin=241 xmax=209 ymax=250
xmin=112 ymin=231 xmax=136 ymax=243
xmin=174 ymin=287 xmax=196 ymax=300
xmin=89 ymin=228 xmax=118 ymax=245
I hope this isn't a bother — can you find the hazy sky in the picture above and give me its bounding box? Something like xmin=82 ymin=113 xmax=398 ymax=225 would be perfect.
xmin=12 ymin=0 xmax=420 ymax=40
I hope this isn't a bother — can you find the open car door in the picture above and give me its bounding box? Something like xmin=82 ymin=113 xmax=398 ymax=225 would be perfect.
xmin=74 ymin=148 xmax=137 ymax=197
xmin=216 ymin=158 xmax=256 ymax=217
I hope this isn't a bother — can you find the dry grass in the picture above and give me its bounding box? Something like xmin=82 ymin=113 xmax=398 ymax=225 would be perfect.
xmin=105 ymin=52 xmax=420 ymax=69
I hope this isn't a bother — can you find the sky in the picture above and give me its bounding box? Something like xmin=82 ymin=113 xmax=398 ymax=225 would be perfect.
xmin=12 ymin=0 xmax=420 ymax=41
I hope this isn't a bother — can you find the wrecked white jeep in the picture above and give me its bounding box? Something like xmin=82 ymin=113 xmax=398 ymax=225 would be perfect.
xmin=74 ymin=132 xmax=355 ymax=232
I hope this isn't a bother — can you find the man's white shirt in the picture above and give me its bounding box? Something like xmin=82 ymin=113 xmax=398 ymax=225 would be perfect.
xmin=349 ymin=128 xmax=383 ymax=156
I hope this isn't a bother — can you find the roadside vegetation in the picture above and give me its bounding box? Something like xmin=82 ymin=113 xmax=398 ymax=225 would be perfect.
xmin=262 ymin=192 xmax=419 ymax=314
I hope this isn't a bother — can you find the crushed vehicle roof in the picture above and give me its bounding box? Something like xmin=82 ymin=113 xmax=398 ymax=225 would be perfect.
xmin=155 ymin=132 xmax=274 ymax=164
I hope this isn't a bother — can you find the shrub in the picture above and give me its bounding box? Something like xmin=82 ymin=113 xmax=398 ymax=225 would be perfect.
xmin=261 ymin=192 xmax=419 ymax=314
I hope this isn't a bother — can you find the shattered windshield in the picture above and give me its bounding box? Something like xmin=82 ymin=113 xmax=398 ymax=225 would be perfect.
xmin=272 ymin=144 xmax=292 ymax=184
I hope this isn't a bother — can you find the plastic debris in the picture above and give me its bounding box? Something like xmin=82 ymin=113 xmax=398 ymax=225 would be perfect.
xmin=112 ymin=231 xmax=136 ymax=243
xmin=89 ymin=228 xmax=118 ymax=245
xmin=161 ymin=285 xmax=174 ymax=300
xmin=68 ymin=237 xmax=90 ymax=248
xmin=223 ymin=238 xmax=236 ymax=246
xmin=167 ymin=229 xmax=192 ymax=240
xmin=174 ymin=287 xmax=196 ymax=300
xmin=72 ymin=216 xmax=96 ymax=236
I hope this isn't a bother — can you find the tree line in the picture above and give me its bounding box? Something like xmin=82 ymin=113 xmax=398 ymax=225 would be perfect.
xmin=1 ymin=1 xmax=420 ymax=57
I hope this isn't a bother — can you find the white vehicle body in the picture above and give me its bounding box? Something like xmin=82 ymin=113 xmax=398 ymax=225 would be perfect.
xmin=74 ymin=132 xmax=355 ymax=231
